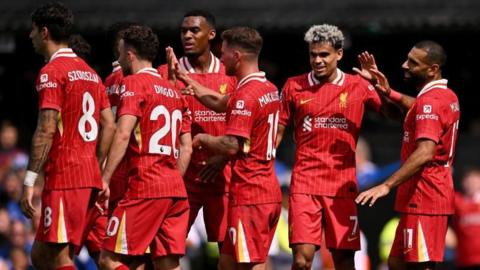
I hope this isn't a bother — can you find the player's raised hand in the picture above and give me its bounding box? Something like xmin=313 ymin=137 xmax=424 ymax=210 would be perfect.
xmin=180 ymin=85 xmax=195 ymax=96
xmin=199 ymin=155 xmax=228 ymax=183
xmin=353 ymin=51 xmax=378 ymax=83
xmin=355 ymin=183 xmax=390 ymax=207
xmin=369 ymin=68 xmax=392 ymax=96
xmin=20 ymin=186 xmax=36 ymax=219
xmin=166 ymin=46 xmax=178 ymax=84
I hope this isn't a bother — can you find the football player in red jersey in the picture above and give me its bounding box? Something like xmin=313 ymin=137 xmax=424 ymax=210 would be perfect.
xmin=158 ymin=10 xmax=235 ymax=251
xmin=98 ymin=25 xmax=192 ymax=270
xmin=356 ymin=41 xmax=460 ymax=270
xmin=277 ymin=24 xmax=388 ymax=270
xmin=20 ymin=3 xmax=115 ymax=270
xmin=176 ymin=26 xmax=281 ymax=270
xmin=453 ymin=168 xmax=480 ymax=269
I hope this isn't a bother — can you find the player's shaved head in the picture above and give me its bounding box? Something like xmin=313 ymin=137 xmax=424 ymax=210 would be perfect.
xmin=304 ymin=24 xmax=344 ymax=50
xmin=121 ymin=25 xmax=159 ymax=62
xmin=183 ymin=10 xmax=216 ymax=29
xmin=221 ymin=26 xmax=263 ymax=57
xmin=31 ymin=2 xmax=74 ymax=43
xmin=414 ymin=40 xmax=446 ymax=68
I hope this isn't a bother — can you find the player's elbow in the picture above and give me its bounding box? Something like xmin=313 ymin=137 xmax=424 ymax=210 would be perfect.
xmin=115 ymin=129 xmax=131 ymax=143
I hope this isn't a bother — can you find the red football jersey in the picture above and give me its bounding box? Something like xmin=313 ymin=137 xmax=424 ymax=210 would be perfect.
xmin=280 ymin=70 xmax=382 ymax=198
xmin=453 ymin=193 xmax=480 ymax=267
xmin=103 ymin=61 xmax=129 ymax=202
xmin=36 ymin=48 xmax=110 ymax=190
xmin=117 ymin=67 xmax=191 ymax=199
xmin=225 ymin=72 xmax=282 ymax=206
xmin=395 ymin=79 xmax=460 ymax=215
xmin=158 ymin=54 xmax=236 ymax=193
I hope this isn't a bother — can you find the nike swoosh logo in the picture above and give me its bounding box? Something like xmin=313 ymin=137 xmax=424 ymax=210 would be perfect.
xmin=43 ymin=227 xmax=51 ymax=234
xmin=300 ymin=98 xmax=314 ymax=105
xmin=404 ymin=248 xmax=413 ymax=254
xmin=347 ymin=235 xmax=358 ymax=242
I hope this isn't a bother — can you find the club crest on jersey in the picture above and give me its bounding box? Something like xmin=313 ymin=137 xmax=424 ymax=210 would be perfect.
xmin=423 ymin=105 xmax=432 ymax=113
xmin=219 ymin=84 xmax=227 ymax=94
xmin=40 ymin=74 xmax=48 ymax=83
xmin=339 ymin=92 xmax=348 ymax=109
xmin=236 ymin=100 xmax=245 ymax=109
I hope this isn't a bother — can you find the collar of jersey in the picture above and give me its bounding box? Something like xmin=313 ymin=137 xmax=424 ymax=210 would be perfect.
xmin=49 ymin=48 xmax=77 ymax=62
xmin=178 ymin=52 xmax=220 ymax=74
xmin=236 ymin=71 xmax=266 ymax=89
xmin=136 ymin=67 xmax=161 ymax=78
xmin=308 ymin=68 xmax=345 ymax=87
xmin=112 ymin=61 xmax=121 ymax=72
xmin=417 ymin=79 xmax=448 ymax=97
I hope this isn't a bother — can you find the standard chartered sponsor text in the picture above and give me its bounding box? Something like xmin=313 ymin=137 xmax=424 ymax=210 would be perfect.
xmin=314 ymin=117 xmax=348 ymax=129
xmin=195 ymin=110 xmax=226 ymax=122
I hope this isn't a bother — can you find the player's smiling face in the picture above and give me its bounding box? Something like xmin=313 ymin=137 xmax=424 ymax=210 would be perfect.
xmin=402 ymin=47 xmax=431 ymax=87
xmin=309 ymin=42 xmax=343 ymax=82
xmin=180 ymin=16 xmax=215 ymax=56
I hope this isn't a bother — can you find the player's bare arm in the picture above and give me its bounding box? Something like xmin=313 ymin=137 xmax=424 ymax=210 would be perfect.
xmin=369 ymin=68 xmax=416 ymax=111
xmin=355 ymin=138 xmax=436 ymax=207
xmin=276 ymin=124 xmax=286 ymax=148
xmin=193 ymin=133 xmax=239 ymax=156
xmin=20 ymin=109 xmax=58 ymax=218
xmin=199 ymin=155 xmax=229 ymax=183
xmin=96 ymin=107 xmax=115 ymax=168
xmin=177 ymin=132 xmax=193 ymax=176
xmin=175 ymin=67 xmax=229 ymax=113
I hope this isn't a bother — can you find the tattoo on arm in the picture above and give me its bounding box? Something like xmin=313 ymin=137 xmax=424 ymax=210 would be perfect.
xmin=27 ymin=109 xmax=59 ymax=173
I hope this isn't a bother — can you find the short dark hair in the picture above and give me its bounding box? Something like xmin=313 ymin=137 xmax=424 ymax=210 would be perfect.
xmin=121 ymin=25 xmax=159 ymax=62
xmin=183 ymin=10 xmax=216 ymax=29
xmin=221 ymin=26 xmax=263 ymax=56
xmin=106 ymin=21 xmax=138 ymax=53
xmin=414 ymin=40 xmax=447 ymax=68
xmin=31 ymin=2 xmax=73 ymax=43
xmin=69 ymin=34 xmax=91 ymax=61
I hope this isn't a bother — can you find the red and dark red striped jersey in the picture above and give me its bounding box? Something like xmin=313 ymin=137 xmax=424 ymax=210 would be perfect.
xmin=103 ymin=61 xmax=128 ymax=202
xmin=36 ymin=48 xmax=110 ymax=190
xmin=453 ymin=192 xmax=480 ymax=267
xmin=225 ymin=72 xmax=282 ymax=206
xmin=158 ymin=53 xmax=236 ymax=193
xmin=117 ymin=67 xmax=191 ymax=199
xmin=395 ymin=79 xmax=460 ymax=215
xmin=280 ymin=70 xmax=382 ymax=198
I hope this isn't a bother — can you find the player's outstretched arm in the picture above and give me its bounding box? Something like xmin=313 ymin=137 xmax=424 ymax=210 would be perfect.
xmin=177 ymin=132 xmax=193 ymax=177
xmin=193 ymin=134 xmax=239 ymax=157
xmin=355 ymin=139 xmax=436 ymax=207
xmin=175 ymin=67 xmax=229 ymax=113
xmin=369 ymin=69 xmax=416 ymax=111
xmin=96 ymin=108 xmax=116 ymax=168
xmin=20 ymin=109 xmax=58 ymax=218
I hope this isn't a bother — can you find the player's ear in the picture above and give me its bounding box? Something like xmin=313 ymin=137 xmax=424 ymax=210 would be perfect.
xmin=428 ymin=64 xmax=440 ymax=76
xmin=40 ymin=26 xmax=49 ymax=41
xmin=208 ymin=29 xmax=216 ymax=41
xmin=336 ymin=48 xmax=344 ymax=61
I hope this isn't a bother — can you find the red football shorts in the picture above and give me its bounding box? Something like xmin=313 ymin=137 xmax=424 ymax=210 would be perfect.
xmin=289 ymin=194 xmax=360 ymax=250
xmin=221 ymin=203 xmax=281 ymax=263
xmin=77 ymin=206 xmax=107 ymax=254
xmin=36 ymin=188 xmax=95 ymax=246
xmin=390 ymin=213 xmax=448 ymax=262
xmin=103 ymin=197 xmax=189 ymax=258
xmin=188 ymin=192 xmax=228 ymax=242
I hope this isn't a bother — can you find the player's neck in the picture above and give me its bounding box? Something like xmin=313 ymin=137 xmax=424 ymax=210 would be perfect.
xmin=45 ymin=42 xmax=69 ymax=61
xmin=131 ymin=60 xmax=153 ymax=74
xmin=236 ymin=62 xmax=260 ymax=82
xmin=416 ymin=74 xmax=443 ymax=91
xmin=187 ymin=50 xmax=212 ymax=73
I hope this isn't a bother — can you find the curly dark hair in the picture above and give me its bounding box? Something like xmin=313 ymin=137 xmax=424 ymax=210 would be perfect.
xmin=69 ymin=34 xmax=91 ymax=61
xmin=106 ymin=21 xmax=139 ymax=58
xmin=121 ymin=25 xmax=159 ymax=62
xmin=31 ymin=2 xmax=74 ymax=43
xmin=221 ymin=26 xmax=263 ymax=56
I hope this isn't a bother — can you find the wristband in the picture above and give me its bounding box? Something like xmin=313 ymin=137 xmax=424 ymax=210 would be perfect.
xmin=388 ymin=89 xmax=403 ymax=102
xmin=24 ymin=170 xmax=38 ymax=187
